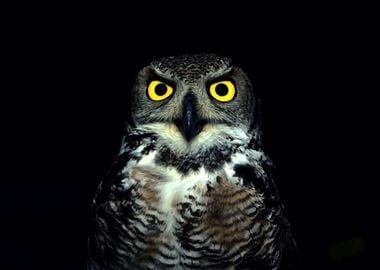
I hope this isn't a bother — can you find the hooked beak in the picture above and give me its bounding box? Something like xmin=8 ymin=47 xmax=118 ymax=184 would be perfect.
xmin=176 ymin=93 xmax=204 ymax=142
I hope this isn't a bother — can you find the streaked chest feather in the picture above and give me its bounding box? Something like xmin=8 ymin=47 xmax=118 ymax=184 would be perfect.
xmin=114 ymin=148 xmax=269 ymax=268
xmin=92 ymin=124 xmax=281 ymax=269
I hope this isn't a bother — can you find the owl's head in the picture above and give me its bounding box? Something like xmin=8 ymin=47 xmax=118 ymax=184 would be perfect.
xmin=130 ymin=54 xmax=261 ymax=152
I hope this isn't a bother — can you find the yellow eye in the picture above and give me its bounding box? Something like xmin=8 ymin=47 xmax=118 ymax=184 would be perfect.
xmin=209 ymin=80 xmax=236 ymax=102
xmin=147 ymin=80 xmax=174 ymax=101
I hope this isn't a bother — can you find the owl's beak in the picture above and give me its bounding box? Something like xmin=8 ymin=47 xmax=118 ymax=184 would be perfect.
xmin=177 ymin=93 xmax=204 ymax=142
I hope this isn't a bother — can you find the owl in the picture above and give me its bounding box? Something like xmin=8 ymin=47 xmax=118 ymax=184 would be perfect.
xmin=88 ymin=54 xmax=295 ymax=269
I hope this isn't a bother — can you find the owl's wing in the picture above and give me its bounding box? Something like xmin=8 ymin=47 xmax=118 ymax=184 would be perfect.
xmin=263 ymin=161 xmax=299 ymax=269
xmin=234 ymin=154 xmax=298 ymax=269
xmin=87 ymin=125 xmax=155 ymax=269
xmin=87 ymin=147 xmax=131 ymax=269
xmin=91 ymin=122 xmax=156 ymax=205
xmin=261 ymin=159 xmax=299 ymax=270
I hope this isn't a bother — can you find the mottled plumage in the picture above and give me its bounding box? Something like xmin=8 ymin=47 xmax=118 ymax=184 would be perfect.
xmin=88 ymin=54 xmax=295 ymax=269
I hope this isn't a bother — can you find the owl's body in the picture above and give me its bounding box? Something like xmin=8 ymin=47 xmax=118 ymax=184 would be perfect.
xmin=88 ymin=54 xmax=294 ymax=269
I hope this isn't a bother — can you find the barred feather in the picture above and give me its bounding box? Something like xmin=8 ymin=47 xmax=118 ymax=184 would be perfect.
xmin=88 ymin=123 xmax=293 ymax=269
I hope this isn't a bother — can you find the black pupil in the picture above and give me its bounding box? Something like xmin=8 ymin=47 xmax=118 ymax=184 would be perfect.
xmin=215 ymin=83 xmax=229 ymax=96
xmin=155 ymin=83 xmax=167 ymax=96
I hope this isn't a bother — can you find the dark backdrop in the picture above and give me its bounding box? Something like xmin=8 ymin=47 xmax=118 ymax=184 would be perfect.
xmin=2 ymin=6 xmax=378 ymax=270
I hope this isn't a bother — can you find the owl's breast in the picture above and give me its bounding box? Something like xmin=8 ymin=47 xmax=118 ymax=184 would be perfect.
xmin=118 ymin=149 xmax=271 ymax=268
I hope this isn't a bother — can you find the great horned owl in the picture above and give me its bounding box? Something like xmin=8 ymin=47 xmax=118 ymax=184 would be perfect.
xmin=88 ymin=54 xmax=295 ymax=269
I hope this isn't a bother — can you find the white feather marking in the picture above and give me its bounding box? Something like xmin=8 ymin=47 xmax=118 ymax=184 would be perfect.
xmin=109 ymin=201 xmax=117 ymax=211
xmin=223 ymin=161 xmax=243 ymax=185
xmin=134 ymin=123 xmax=250 ymax=156
xmin=250 ymin=149 xmax=264 ymax=160
xmin=231 ymin=152 xmax=249 ymax=164
xmin=157 ymin=167 xmax=216 ymax=235
xmin=120 ymin=176 xmax=134 ymax=190
xmin=136 ymin=150 xmax=157 ymax=166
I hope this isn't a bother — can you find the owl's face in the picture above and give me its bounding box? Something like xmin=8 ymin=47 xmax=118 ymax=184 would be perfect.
xmin=131 ymin=54 xmax=256 ymax=151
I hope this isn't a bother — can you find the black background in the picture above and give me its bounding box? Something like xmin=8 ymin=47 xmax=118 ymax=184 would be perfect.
xmin=1 ymin=5 xmax=378 ymax=270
